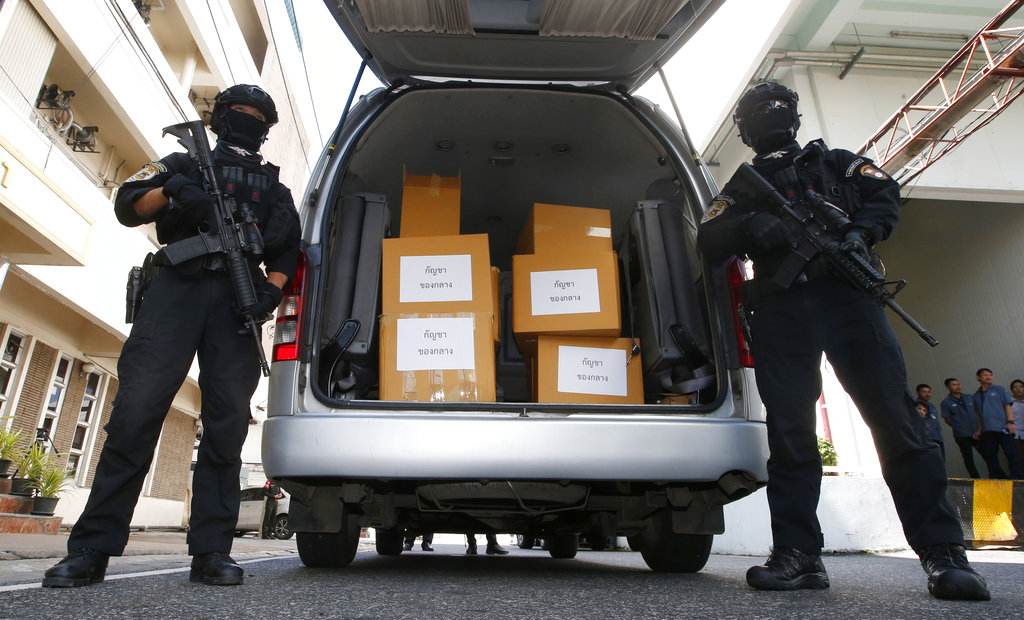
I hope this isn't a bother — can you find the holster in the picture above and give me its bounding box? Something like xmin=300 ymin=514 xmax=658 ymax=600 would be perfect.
xmin=125 ymin=252 xmax=158 ymax=323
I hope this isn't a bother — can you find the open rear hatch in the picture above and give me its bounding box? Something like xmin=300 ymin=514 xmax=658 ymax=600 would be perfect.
xmin=323 ymin=0 xmax=725 ymax=90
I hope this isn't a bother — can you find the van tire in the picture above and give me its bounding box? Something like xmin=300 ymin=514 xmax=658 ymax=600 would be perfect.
xmin=375 ymin=528 xmax=405 ymax=555
xmin=517 ymin=535 xmax=536 ymax=549
xmin=636 ymin=510 xmax=713 ymax=573
xmin=295 ymin=505 xmax=360 ymax=567
xmin=547 ymin=534 xmax=578 ymax=559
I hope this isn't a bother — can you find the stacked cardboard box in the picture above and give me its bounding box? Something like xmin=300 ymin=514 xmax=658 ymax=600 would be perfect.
xmin=512 ymin=203 xmax=642 ymax=404
xmin=379 ymin=174 xmax=496 ymax=402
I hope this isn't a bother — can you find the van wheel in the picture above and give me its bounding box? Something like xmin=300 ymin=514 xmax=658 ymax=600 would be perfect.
xmin=274 ymin=514 xmax=293 ymax=540
xmin=517 ymin=535 xmax=536 ymax=549
xmin=548 ymin=534 xmax=578 ymax=559
xmin=296 ymin=506 xmax=360 ymax=567
xmin=636 ymin=510 xmax=713 ymax=572
xmin=375 ymin=528 xmax=405 ymax=555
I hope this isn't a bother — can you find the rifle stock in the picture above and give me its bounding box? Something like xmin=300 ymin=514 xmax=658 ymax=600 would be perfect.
xmin=732 ymin=163 xmax=938 ymax=347
xmin=162 ymin=121 xmax=272 ymax=375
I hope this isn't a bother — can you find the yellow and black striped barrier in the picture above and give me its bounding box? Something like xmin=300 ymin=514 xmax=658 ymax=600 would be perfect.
xmin=946 ymin=479 xmax=1023 ymax=546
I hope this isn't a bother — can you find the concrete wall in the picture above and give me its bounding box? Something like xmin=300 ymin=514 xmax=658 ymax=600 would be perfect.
xmin=715 ymin=477 xmax=907 ymax=555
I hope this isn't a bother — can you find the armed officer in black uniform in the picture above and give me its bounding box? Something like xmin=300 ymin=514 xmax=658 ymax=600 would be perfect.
xmin=698 ymin=82 xmax=988 ymax=601
xmin=43 ymin=85 xmax=301 ymax=588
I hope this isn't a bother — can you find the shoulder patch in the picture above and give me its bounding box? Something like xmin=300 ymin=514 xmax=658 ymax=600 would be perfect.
xmin=859 ymin=163 xmax=891 ymax=181
xmin=701 ymin=196 xmax=734 ymax=224
xmin=124 ymin=162 xmax=167 ymax=183
xmin=845 ymin=158 xmax=865 ymax=178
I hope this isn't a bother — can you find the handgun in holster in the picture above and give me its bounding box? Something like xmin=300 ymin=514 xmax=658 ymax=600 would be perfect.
xmin=125 ymin=252 xmax=157 ymax=323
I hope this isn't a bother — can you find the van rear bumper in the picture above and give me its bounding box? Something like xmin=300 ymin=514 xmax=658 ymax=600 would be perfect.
xmin=262 ymin=413 xmax=768 ymax=483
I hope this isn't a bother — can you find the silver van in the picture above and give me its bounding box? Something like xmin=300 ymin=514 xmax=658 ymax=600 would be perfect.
xmin=263 ymin=0 xmax=767 ymax=572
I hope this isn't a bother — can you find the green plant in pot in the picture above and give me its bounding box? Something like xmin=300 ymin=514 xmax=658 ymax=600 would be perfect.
xmin=11 ymin=442 xmax=48 ymax=496
xmin=0 ymin=418 xmax=25 ymax=479
xmin=32 ymin=461 xmax=74 ymax=516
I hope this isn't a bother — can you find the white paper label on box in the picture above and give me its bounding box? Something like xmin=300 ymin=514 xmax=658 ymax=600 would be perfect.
xmin=557 ymin=345 xmax=628 ymax=397
xmin=399 ymin=254 xmax=473 ymax=304
xmin=396 ymin=317 xmax=476 ymax=371
xmin=530 ymin=268 xmax=601 ymax=316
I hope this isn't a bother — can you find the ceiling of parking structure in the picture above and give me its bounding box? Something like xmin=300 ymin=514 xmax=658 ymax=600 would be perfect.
xmin=779 ymin=0 xmax=1021 ymax=53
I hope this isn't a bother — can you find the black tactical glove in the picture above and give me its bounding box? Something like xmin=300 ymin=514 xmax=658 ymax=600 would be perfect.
xmin=748 ymin=212 xmax=788 ymax=250
xmin=839 ymin=228 xmax=871 ymax=258
xmin=160 ymin=173 xmax=213 ymax=230
xmin=248 ymin=281 xmax=283 ymax=319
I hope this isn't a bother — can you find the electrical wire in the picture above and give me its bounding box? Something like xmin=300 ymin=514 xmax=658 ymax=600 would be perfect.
xmin=104 ymin=0 xmax=189 ymax=122
xmin=261 ymin=0 xmax=311 ymax=174
xmin=294 ymin=8 xmax=325 ymax=148
xmin=205 ymin=0 xmax=236 ymax=85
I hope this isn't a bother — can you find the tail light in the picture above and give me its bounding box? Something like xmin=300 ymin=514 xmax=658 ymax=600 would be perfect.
xmin=272 ymin=249 xmax=307 ymax=363
xmin=726 ymin=256 xmax=755 ymax=368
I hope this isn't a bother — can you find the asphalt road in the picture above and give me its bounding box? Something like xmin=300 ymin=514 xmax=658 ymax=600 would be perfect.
xmin=1 ymin=542 xmax=1020 ymax=619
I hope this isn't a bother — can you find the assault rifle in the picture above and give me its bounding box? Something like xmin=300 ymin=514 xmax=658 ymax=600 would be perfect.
xmin=732 ymin=162 xmax=938 ymax=347
xmin=162 ymin=120 xmax=271 ymax=375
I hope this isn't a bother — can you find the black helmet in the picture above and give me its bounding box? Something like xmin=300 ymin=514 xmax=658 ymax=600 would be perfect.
xmin=210 ymin=84 xmax=278 ymax=138
xmin=733 ymin=82 xmax=800 ymax=151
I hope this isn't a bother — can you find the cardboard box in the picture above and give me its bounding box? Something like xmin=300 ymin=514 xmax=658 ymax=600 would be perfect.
xmin=517 ymin=203 xmax=613 ymax=255
xmin=534 ymin=336 xmax=643 ymax=404
xmin=512 ymin=251 xmax=621 ymax=353
xmin=400 ymin=172 xmax=461 ymax=237
xmin=491 ymin=266 xmax=501 ymax=345
xmin=660 ymin=394 xmax=693 ymax=405
xmin=382 ymin=233 xmax=493 ymax=315
xmin=379 ymin=312 xmax=496 ymax=402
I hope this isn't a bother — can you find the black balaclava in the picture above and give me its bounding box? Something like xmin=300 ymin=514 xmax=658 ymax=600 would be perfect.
xmin=220 ymin=108 xmax=271 ymax=151
xmin=745 ymin=107 xmax=798 ymax=154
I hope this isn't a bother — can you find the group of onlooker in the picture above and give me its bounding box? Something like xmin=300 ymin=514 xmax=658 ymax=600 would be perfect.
xmin=914 ymin=369 xmax=1024 ymax=479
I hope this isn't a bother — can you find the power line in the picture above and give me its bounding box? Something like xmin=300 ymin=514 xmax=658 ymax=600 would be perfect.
xmin=261 ymin=0 xmax=311 ymax=174
xmin=205 ymin=0 xmax=236 ymax=85
xmin=105 ymin=0 xmax=189 ymax=122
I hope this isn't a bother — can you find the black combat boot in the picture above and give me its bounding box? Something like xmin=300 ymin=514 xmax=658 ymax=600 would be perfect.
xmin=746 ymin=547 xmax=829 ymax=590
xmin=42 ymin=548 xmax=109 ymax=588
xmin=916 ymin=543 xmax=990 ymax=601
xmin=466 ymin=537 xmax=478 ymax=555
xmin=421 ymin=542 xmax=434 ymax=552
xmin=190 ymin=552 xmax=244 ymax=585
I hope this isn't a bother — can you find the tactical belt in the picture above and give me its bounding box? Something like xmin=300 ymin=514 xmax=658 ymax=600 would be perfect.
xmin=154 ymin=232 xmax=225 ymax=266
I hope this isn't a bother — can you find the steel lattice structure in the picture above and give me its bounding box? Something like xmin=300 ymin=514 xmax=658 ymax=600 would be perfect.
xmin=856 ymin=0 xmax=1024 ymax=186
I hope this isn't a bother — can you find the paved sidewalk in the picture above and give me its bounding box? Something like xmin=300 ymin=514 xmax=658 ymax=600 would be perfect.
xmin=0 ymin=529 xmax=295 ymax=561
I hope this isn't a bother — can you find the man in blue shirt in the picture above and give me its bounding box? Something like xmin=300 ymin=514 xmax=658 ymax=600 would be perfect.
xmin=972 ymin=368 xmax=1023 ymax=479
xmin=917 ymin=401 xmax=944 ymax=458
xmin=940 ymin=378 xmax=980 ymax=478
xmin=916 ymin=384 xmax=939 ymax=417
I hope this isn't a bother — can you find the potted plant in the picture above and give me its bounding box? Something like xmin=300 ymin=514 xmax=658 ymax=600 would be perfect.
xmin=0 ymin=418 xmax=24 ymax=478
xmin=10 ymin=442 xmax=47 ymax=496
xmin=31 ymin=461 xmax=74 ymax=516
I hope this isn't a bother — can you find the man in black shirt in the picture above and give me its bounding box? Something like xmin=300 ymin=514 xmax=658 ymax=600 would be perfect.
xmin=43 ymin=85 xmax=301 ymax=588
xmin=699 ymin=82 xmax=988 ymax=601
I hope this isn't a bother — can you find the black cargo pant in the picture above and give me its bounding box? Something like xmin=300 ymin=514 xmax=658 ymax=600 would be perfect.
xmin=748 ymin=277 xmax=963 ymax=554
xmin=67 ymin=266 xmax=260 ymax=556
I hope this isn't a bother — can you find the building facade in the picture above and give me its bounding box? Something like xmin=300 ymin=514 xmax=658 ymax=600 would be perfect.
xmin=0 ymin=0 xmax=315 ymax=526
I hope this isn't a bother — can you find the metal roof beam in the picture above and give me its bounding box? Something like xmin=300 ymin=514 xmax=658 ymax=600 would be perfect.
xmin=857 ymin=0 xmax=1024 ymax=186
